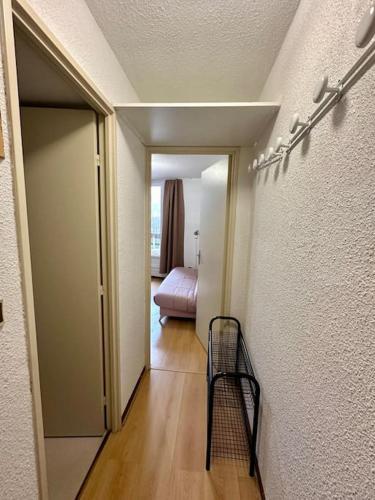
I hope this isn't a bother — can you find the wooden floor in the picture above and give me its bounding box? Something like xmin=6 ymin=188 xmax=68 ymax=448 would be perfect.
xmin=80 ymin=279 xmax=260 ymax=500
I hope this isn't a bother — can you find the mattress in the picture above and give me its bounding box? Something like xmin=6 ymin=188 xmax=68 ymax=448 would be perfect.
xmin=154 ymin=267 xmax=198 ymax=317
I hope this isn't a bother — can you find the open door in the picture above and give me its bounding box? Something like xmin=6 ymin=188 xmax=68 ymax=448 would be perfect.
xmin=21 ymin=107 xmax=106 ymax=437
xmin=196 ymin=157 xmax=229 ymax=348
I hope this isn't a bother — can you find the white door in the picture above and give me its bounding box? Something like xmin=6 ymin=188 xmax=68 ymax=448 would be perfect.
xmin=196 ymin=158 xmax=229 ymax=348
xmin=21 ymin=107 xmax=106 ymax=437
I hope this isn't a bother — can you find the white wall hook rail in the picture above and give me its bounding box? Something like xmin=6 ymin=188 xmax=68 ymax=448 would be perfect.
xmin=250 ymin=7 xmax=375 ymax=173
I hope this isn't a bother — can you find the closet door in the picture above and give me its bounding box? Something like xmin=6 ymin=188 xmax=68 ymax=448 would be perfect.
xmin=196 ymin=158 xmax=229 ymax=348
xmin=21 ymin=107 xmax=105 ymax=436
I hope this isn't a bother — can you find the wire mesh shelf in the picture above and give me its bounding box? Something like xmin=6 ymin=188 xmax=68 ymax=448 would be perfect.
xmin=206 ymin=317 xmax=260 ymax=477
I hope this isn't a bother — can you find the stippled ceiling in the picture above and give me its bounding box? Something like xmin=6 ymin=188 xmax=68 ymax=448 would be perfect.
xmin=85 ymin=0 xmax=300 ymax=102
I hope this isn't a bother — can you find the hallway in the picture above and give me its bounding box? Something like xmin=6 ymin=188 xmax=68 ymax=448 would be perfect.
xmin=80 ymin=280 xmax=260 ymax=499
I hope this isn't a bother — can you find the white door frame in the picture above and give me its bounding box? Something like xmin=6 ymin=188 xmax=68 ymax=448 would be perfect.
xmin=0 ymin=1 xmax=121 ymax=497
xmin=145 ymin=146 xmax=240 ymax=366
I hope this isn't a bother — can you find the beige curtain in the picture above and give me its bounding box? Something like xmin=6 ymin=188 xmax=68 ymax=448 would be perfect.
xmin=160 ymin=179 xmax=185 ymax=274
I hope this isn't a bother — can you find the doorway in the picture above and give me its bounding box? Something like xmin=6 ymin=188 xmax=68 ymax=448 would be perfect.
xmin=15 ymin=28 xmax=109 ymax=500
xmin=1 ymin=4 xmax=121 ymax=497
xmin=21 ymin=105 xmax=108 ymax=498
xmin=147 ymin=150 xmax=238 ymax=368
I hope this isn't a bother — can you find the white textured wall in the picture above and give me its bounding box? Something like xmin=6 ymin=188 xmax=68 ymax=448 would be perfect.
xmin=0 ymin=1 xmax=142 ymax=497
xmin=238 ymin=1 xmax=375 ymax=498
xmin=117 ymin=116 xmax=146 ymax=410
xmin=183 ymin=178 xmax=202 ymax=269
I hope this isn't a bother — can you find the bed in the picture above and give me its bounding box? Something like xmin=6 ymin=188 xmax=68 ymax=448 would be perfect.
xmin=154 ymin=267 xmax=198 ymax=321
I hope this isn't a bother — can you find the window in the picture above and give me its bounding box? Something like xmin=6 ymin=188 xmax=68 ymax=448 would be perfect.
xmin=151 ymin=185 xmax=162 ymax=257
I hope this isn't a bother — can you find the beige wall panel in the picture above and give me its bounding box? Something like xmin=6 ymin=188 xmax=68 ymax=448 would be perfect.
xmin=116 ymin=116 xmax=146 ymax=411
xmin=21 ymin=107 xmax=105 ymax=436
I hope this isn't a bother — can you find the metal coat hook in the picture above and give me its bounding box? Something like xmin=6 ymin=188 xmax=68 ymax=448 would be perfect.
xmin=313 ymin=74 xmax=343 ymax=103
xmin=356 ymin=2 xmax=375 ymax=48
xmin=266 ymin=147 xmax=274 ymax=161
xmin=266 ymin=146 xmax=282 ymax=162
xmin=258 ymin=153 xmax=265 ymax=167
xmin=289 ymin=113 xmax=310 ymax=134
xmin=248 ymin=158 xmax=258 ymax=172
xmin=249 ymin=4 xmax=375 ymax=175
xmin=275 ymin=136 xmax=289 ymax=153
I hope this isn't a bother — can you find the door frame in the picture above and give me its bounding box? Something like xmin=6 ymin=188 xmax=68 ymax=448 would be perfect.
xmin=0 ymin=1 xmax=121 ymax=497
xmin=145 ymin=146 xmax=240 ymax=366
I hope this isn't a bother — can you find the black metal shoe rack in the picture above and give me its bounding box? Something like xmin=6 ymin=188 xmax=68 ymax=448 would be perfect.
xmin=206 ymin=316 xmax=260 ymax=477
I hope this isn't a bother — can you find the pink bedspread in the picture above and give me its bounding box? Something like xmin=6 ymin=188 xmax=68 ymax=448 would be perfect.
xmin=154 ymin=267 xmax=198 ymax=316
